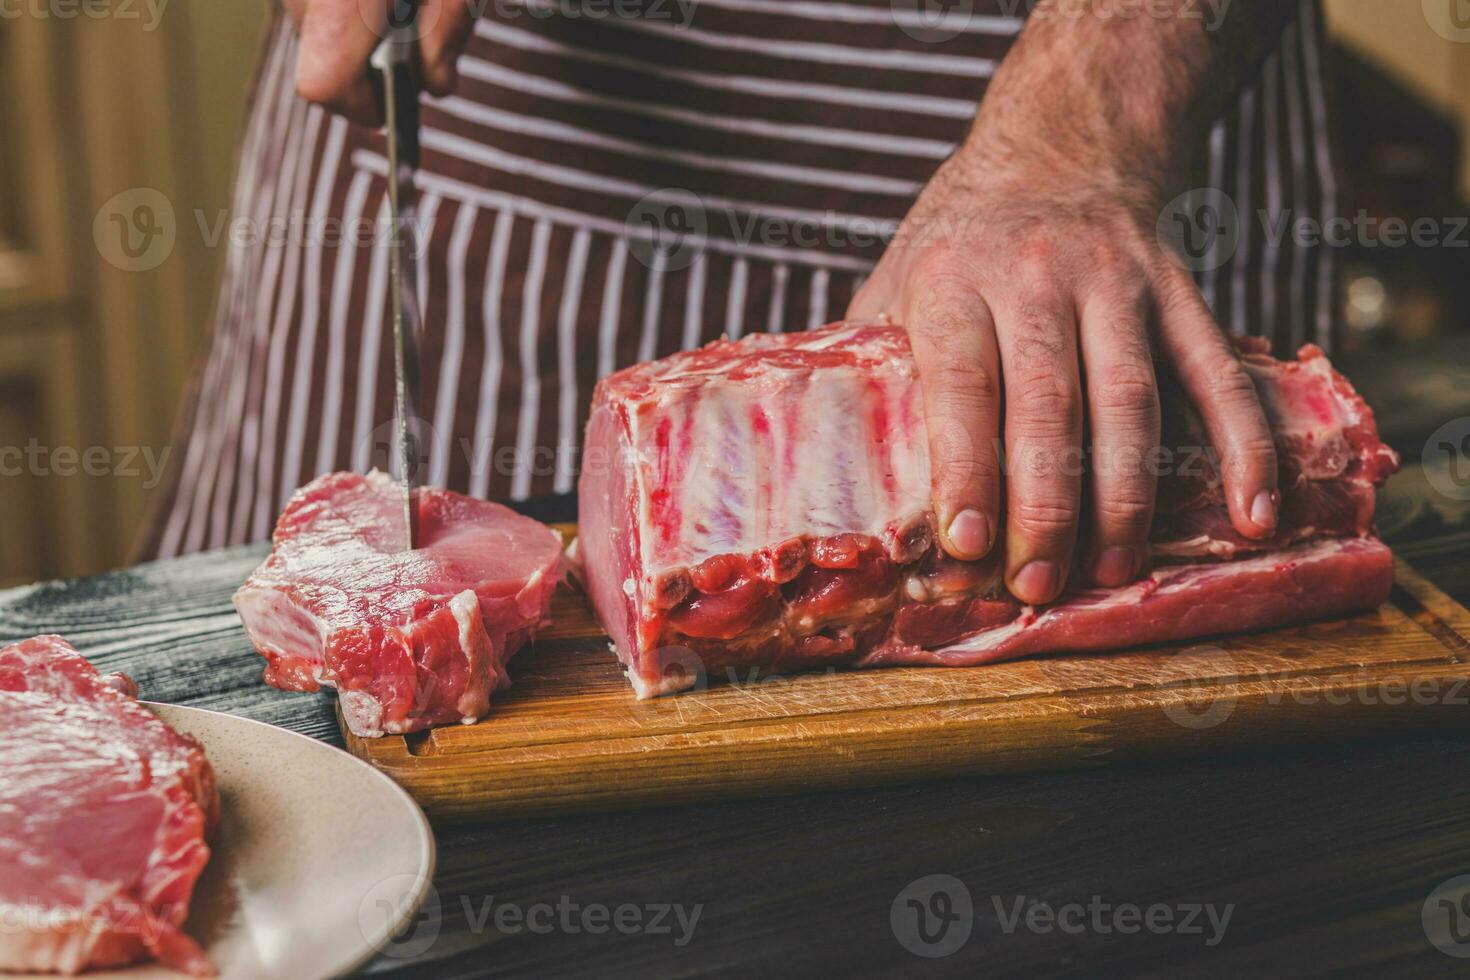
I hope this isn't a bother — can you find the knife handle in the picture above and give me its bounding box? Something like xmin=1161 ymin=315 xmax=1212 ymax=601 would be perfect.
xmin=370 ymin=0 xmax=419 ymax=68
xmin=370 ymin=0 xmax=423 ymax=145
xmin=369 ymin=0 xmax=421 ymax=167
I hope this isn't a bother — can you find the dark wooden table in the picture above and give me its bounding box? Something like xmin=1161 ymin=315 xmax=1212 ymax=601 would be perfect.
xmin=4 ymin=339 xmax=1470 ymax=977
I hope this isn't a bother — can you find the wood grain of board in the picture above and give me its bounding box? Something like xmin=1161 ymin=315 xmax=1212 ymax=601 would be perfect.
xmin=342 ymin=530 xmax=1470 ymax=821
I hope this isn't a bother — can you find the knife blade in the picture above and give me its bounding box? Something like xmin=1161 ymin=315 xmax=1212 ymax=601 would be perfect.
xmin=371 ymin=1 xmax=423 ymax=552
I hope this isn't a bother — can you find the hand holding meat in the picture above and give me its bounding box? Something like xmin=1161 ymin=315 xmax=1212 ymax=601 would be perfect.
xmin=850 ymin=0 xmax=1298 ymax=603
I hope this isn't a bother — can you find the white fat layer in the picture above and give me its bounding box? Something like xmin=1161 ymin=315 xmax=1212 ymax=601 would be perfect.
xmin=338 ymin=690 xmax=385 ymax=738
xmin=628 ymin=666 xmax=695 ymax=699
xmin=448 ymin=589 xmax=494 ymax=724
xmin=627 ymin=338 xmax=930 ymax=574
xmin=234 ymin=587 xmax=330 ymax=670
xmin=1151 ymin=535 xmax=1239 ymax=559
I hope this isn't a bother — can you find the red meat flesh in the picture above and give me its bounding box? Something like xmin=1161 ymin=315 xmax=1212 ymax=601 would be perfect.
xmin=0 ymin=636 xmax=217 ymax=976
xmin=576 ymin=322 xmax=1399 ymax=697
xmin=234 ymin=471 xmax=562 ymax=737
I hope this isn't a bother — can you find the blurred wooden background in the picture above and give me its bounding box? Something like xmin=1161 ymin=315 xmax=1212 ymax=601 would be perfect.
xmin=0 ymin=1 xmax=1465 ymax=585
xmin=0 ymin=4 xmax=267 ymax=584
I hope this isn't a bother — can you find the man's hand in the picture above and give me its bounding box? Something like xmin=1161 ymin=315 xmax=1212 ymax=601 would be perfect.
xmin=284 ymin=0 xmax=475 ymax=124
xmin=849 ymin=0 xmax=1294 ymax=605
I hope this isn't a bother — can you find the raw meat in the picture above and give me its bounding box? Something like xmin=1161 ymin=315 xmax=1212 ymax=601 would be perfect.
xmin=234 ymin=471 xmax=562 ymax=737
xmin=576 ymin=322 xmax=1399 ymax=697
xmin=0 ymin=635 xmax=216 ymax=976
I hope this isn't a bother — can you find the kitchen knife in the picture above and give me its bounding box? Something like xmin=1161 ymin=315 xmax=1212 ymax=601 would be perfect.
xmin=371 ymin=1 xmax=423 ymax=552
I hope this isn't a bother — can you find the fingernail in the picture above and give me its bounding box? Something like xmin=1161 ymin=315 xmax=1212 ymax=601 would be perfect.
xmin=1250 ymin=490 xmax=1279 ymax=532
xmin=1093 ymin=546 xmax=1136 ymax=588
xmin=946 ymin=509 xmax=992 ymax=558
xmin=1013 ymin=560 xmax=1061 ymax=604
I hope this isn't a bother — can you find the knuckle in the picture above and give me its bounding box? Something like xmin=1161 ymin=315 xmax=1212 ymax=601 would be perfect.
xmin=909 ymin=266 xmax=987 ymax=337
xmin=1229 ymin=434 xmax=1279 ymax=467
xmin=930 ymin=426 xmax=1000 ymax=490
xmin=1011 ymin=500 xmax=1080 ymax=542
xmin=933 ymin=449 xmax=1001 ymax=494
xmin=1011 ymin=372 xmax=1081 ymax=432
xmin=1086 ymin=243 xmax=1139 ymax=284
xmin=1092 ymin=366 xmax=1160 ymax=425
xmin=914 ymin=250 xmax=982 ymax=298
xmin=1014 ymin=237 xmax=1060 ymax=280
xmin=1204 ymin=359 xmax=1262 ymax=409
xmin=1096 ymin=493 xmax=1155 ymax=532
xmin=931 ymin=360 xmax=1000 ymax=405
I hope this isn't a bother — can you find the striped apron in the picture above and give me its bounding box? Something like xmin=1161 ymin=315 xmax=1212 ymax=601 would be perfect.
xmin=143 ymin=0 xmax=1342 ymax=559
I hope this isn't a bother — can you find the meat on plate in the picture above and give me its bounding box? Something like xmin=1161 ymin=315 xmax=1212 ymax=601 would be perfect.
xmin=0 ymin=636 xmax=217 ymax=976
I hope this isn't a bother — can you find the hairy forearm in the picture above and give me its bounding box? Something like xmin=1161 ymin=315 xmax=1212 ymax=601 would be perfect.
xmin=962 ymin=0 xmax=1297 ymax=201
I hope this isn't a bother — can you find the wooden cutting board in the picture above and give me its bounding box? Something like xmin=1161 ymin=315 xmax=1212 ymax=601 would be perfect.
xmin=342 ymin=530 xmax=1470 ymax=821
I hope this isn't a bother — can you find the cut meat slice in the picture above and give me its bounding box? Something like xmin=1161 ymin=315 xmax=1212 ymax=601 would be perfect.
xmin=0 ymin=635 xmax=217 ymax=976
xmin=576 ymin=322 xmax=1400 ymax=697
xmin=234 ymin=471 xmax=562 ymax=737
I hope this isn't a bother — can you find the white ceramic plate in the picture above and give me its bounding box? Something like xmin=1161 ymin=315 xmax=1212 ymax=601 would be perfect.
xmin=2 ymin=704 xmax=436 ymax=980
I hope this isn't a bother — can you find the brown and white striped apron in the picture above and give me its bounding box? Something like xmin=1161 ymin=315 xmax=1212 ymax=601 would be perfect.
xmin=143 ymin=0 xmax=1343 ymax=559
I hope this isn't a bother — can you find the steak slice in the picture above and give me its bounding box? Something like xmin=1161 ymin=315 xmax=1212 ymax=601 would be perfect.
xmin=0 ymin=636 xmax=216 ymax=976
xmin=235 ymin=471 xmax=562 ymax=737
xmin=576 ymin=322 xmax=1400 ymax=697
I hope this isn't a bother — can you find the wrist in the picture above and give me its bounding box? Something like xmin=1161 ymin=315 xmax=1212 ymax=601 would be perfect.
xmin=958 ymin=3 xmax=1221 ymax=206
